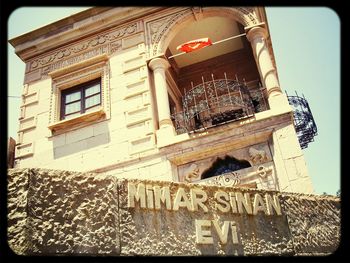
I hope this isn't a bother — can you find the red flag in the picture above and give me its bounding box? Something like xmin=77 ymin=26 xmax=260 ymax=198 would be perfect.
xmin=176 ymin=38 xmax=212 ymax=53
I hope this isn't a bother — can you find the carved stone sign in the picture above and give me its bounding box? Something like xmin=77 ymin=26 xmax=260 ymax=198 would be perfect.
xmin=7 ymin=168 xmax=340 ymax=256
xmin=121 ymin=180 xmax=293 ymax=255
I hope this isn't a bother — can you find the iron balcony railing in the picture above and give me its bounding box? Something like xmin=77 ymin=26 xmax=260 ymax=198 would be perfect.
xmin=287 ymin=91 xmax=318 ymax=149
xmin=170 ymin=77 xmax=268 ymax=134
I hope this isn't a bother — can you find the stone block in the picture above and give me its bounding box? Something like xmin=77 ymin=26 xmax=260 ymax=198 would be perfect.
xmin=54 ymin=140 xmax=87 ymax=159
xmin=23 ymin=92 xmax=39 ymax=106
xmin=124 ymin=93 xmax=144 ymax=111
xmin=126 ymin=120 xmax=153 ymax=140
xmin=51 ymin=134 xmax=66 ymax=148
xmin=19 ymin=116 xmax=37 ymax=132
xmin=21 ymin=129 xmax=36 ymax=144
xmin=86 ymin=133 xmax=110 ymax=149
xmin=93 ymin=121 xmax=110 ymax=136
xmin=129 ymin=134 xmax=155 ymax=155
xmin=16 ymin=142 xmax=34 ymax=158
xmin=65 ymin=126 xmax=94 ymax=144
xmin=125 ymin=106 xmax=152 ymax=127
xmin=122 ymin=68 xmax=140 ymax=82
xmin=274 ymin=124 xmax=303 ymax=159
xmin=124 ymin=79 xmax=147 ymax=99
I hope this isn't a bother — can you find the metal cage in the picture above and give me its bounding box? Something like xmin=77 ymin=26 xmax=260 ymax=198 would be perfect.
xmin=287 ymin=91 xmax=318 ymax=149
xmin=171 ymin=75 xmax=268 ymax=134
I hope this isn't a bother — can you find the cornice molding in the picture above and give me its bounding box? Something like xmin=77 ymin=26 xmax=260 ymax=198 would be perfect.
xmin=9 ymin=7 xmax=166 ymax=62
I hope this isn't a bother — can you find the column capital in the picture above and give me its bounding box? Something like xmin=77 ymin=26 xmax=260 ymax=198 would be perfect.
xmin=246 ymin=26 xmax=269 ymax=42
xmin=148 ymin=57 xmax=170 ymax=71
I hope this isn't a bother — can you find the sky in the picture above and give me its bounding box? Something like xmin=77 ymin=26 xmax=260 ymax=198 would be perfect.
xmin=7 ymin=7 xmax=340 ymax=195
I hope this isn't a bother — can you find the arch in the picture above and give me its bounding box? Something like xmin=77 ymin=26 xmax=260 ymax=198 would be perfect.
xmin=147 ymin=7 xmax=261 ymax=57
xmin=201 ymin=155 xmax=251 ymax=180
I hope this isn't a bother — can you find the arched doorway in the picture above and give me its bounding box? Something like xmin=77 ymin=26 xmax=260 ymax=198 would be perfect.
xmin=201 ymin=155 xmax=251 ymax=180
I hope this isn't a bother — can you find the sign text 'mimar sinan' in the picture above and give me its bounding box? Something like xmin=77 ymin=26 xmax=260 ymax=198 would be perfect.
xmin=127 ymin=182 xmax=282 ymax=216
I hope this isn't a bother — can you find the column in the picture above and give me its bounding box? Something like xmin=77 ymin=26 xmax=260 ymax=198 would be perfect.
xmin=246 ymin=25 xmax=290 ymax=113
xmin=148 ymin=57 xmax=176 ymax=144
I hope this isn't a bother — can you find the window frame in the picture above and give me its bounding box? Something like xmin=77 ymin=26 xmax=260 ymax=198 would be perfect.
xmin=48 ymin=54 xmax=110 ymax=135
xmin=60 ymin=78 xmax=102 ymax=120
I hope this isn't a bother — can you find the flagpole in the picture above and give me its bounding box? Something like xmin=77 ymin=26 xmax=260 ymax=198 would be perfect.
xmin=168 ymin=33 xmax=246 ymax=59
xmin=211 ymin=33 xmax=246 ymax=45
xmin=167 ymin=51 xmax=187 ymax=59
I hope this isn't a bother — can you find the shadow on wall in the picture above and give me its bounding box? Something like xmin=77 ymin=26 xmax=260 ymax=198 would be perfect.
xmin=51 ymin=122 xmax=111 ymax=159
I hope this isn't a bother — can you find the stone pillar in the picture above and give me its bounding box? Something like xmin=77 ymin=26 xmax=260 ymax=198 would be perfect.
xmin=246 ymin=25 xmax=290 ymax=114
xmin=149 ymin=57 xmax=176 ymax=145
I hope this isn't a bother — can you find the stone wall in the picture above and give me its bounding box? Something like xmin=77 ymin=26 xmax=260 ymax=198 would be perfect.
xmin=7 ymin=168 xmax=340 ymax=256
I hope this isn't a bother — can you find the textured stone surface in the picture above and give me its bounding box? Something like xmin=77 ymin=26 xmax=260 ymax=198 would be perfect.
xmin=8 ymin=168 xmax=31 ymax=255
xmin=7 ymin=168 xmax=340 ymax=256
xmin=8 ymin=168 xmax=120 ymax=255
xmin=280 ymin=193 xmax=341 ymax=255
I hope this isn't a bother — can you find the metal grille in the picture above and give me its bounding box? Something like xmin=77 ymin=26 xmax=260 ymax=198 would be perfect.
xmin=287 ymin=91 xmax=318 ymax=149
xmin=171 ymin=75 xmax=268 ymax=134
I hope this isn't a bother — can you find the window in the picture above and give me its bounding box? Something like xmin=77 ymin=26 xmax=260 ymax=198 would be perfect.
xmin=60 ymin=79 xmax=102 ymax=120
xmin=48 ymin=54 xmax=110 ymax=135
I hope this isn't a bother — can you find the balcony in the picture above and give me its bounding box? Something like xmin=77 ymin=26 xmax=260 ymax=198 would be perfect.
xmin=287 ymin=91 xmax=318 ymax=149
xmin=170 ymin=75 xmax=269 ymax=134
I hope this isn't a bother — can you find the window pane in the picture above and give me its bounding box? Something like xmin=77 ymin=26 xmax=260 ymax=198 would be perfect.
xmin=85 ymin=94 xmax=101 ymax=108
xmin=64 ymin=112 xmax=81 ymax=120
xmin=85 ymin=83 xmax=101 ymax=97
xmin=85 ymin=105 xmax=100 ymax=114
xmin=65 ymin=91 xmax=81 ymax=103
xmin=65 ymin=101 xmax=81 ymax=114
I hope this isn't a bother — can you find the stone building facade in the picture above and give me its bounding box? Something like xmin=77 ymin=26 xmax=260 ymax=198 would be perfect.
xmin=9 ymin=7 xmax=314 ymax=194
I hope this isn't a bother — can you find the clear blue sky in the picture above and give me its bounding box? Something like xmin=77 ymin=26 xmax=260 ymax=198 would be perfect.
xmin=7 ymin=7 xmax=340 ymax=195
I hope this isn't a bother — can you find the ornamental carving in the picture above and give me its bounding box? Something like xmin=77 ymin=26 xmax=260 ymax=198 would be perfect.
xmin=26 ymin=22 xmax=141 ymax=81
xmin=248 ymin=147 xmax=268 ymax=165
xmin=146 ymin=7 xmax=260 ymax=58
xmin=147 ymin=9 xmax=192 ymax=57
xmin=184 ymin=164 xmax=200 ymax=183
xmin=235 ymin=7 xmax=259 ymax=26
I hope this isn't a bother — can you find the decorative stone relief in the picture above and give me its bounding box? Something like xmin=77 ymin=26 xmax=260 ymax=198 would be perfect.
xmin=145 ymin=7 xmax=260 ymax=58
xmin=200 ymin=172 xmax=241 ymax=187
xmin=198 ymin=164 xmax=273 ymax=188
xmin=248 ymin=147 xmax=268 ymax=165
xmin=235 ymin=7 xmax=259 ymax=26
xmin=147 ymin=8 xmax=193 ymax=57
xmin=184 ymin=164 xmax=201 ymax=183
xmin=177 ymin=142 xmax=273 ymax=189
xmin=25 ymin=22 xmax=142 ymax=83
